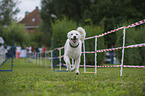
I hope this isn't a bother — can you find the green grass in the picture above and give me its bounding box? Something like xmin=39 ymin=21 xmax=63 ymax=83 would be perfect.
xmin=0 ymin=58 xmax=145 ymax=96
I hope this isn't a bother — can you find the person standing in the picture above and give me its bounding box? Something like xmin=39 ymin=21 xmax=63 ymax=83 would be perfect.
xmin=42 ymin=46 xmax=46 ymax=57
xmin=16 ymin=45 xmax=21 ymax=59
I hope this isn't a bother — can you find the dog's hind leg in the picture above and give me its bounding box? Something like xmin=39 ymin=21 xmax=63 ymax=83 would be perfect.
xmin=71 ymin=66 xmax=76 ymax=72
xmin=73 ymin=58 xmax=80 ymax=75
xmin=64 ymin=55 xmax=71 ymax=72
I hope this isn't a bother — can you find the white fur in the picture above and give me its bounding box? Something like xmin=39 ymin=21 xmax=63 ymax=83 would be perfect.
xmin=64 ymin=27 xmax=86 ymax=74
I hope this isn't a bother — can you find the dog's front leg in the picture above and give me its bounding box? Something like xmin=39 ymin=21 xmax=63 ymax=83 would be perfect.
xmin=64 ymin=55 xmax=71 ymax=72
xmin=75 ymin=57 xmax=80 ymax=75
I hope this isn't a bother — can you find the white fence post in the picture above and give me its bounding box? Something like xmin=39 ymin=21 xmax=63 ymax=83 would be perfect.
xmin=37 ymin=53 xmax=39 ymax=64
xmin=59 ymin=49 xmax=61 ymax=70
xmin=34 ymin=52 xmax=36 ymax=64
xmin=120 ymin=27 xmax=126 ymax=76
xmin=95 ymin=37 xmax=97 ymax=74
xmin=40 ymin=52 xmax=42 ymax=66
xmin=51 ymin=51 xmax=53 ymax=69
xmin=83 ymin=41 xmax=86 ymax=73
xmin=45 ymin=51 xmax=47 ymax=68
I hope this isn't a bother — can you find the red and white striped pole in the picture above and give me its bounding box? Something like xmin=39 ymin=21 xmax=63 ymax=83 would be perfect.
xmin=83 ymin=41 xmax=86 ymax=73
xmin=120 ymin=27 xmax=126 ymax=76
xmin=95 ymin=37 xmax=97 ymax=74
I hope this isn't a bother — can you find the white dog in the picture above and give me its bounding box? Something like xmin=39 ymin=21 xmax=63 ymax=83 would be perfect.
xmin=64 ymin=27 xmax=86 ymax=75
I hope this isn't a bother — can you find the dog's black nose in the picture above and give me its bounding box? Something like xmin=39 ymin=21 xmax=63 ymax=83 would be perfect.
xmin=74 ymin=36 xmax=76 ymax=39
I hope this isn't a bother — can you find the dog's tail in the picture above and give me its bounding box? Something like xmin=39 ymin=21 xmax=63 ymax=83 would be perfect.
xmin=77 ymin=27 xmax=86 ymax=42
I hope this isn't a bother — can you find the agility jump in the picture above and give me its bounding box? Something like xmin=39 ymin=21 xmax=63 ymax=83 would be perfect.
xmin=0 ymin=40 xmax=14 ymax=71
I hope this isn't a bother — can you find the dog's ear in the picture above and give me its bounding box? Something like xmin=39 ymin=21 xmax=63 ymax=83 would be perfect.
xmin=67 ymin=32 xmax=70 ymax=38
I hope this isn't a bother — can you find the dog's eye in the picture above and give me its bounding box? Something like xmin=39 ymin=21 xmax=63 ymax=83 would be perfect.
xmin=71 ymin=34 xmax=73 ymax=35
xmin=76 ymin=34 xmax=78 ymax=35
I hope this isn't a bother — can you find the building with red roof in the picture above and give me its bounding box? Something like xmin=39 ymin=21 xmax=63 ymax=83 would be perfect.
xmin=18 ymin=7 xmax=42 ymax=33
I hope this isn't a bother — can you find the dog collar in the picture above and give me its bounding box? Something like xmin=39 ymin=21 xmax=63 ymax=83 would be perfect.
xmin=69 ymin=42 xmax=79 ymax=48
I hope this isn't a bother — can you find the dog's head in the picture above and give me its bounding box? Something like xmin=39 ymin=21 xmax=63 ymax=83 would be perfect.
xmin=67 ymin=30 xmax=81 ymax=43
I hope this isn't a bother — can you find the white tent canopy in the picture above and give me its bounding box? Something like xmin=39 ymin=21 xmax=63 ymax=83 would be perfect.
xmin=0 ymin=37 xmax=5 ymax=51
xmin=0 ymin=37 xmax=5 ymax=44
xmin=0 ymin=37 xmax=5 ymax=64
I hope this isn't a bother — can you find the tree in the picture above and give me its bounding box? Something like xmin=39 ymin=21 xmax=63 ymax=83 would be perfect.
xmin=1 ymin=22 xmax=30 ymax=46
xmin=29 ymin=28 xmax=44 ymax=47
xmin=0 ymin=0 xmax=19 ymax=25
xmin=116 ymin=23 xmax=144 ymax=65
xmin=40 ymin=0 xmax=145 ymax=48
xmin=40 ymin=0 xmax=92 ymax=47
xmin=41 ymin=0 xmax=92 ymax=23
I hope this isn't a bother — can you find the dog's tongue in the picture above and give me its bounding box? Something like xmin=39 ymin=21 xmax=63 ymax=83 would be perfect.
xmin=72 ymin=39 xmax=77 ymax=43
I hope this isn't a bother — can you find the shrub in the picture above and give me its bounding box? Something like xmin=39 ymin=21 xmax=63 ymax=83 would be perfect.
xmin=51 ymin=17 xmax=77 ymax=49
xmin=83 ymin=26 xmax=105 ymax=65
xmin=51 ymin=17 xmax=105 ymax=65
xmin=116 ymin=23 xmax=144 ymax=65
xmin=1 ymin=22 xmax=30 ymax=46
xmin=134 ymin=26 xmax=145 ymax=65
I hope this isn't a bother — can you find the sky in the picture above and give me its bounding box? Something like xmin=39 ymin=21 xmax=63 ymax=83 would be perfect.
xmin=16 ymin=0 xmax=41 ymax=21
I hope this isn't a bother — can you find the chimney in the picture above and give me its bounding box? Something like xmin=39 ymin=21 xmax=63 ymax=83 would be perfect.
xmin=36 ymin=6 xmax=39 ymax=9
xmin=25 ymin=11 xmax=29 ymax=16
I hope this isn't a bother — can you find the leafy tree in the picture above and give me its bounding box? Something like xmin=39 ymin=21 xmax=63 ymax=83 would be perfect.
xmin=40 ymin=0 xmax=53 ymax=47
xmin=40 ymin=0 xmax=92 ymax=47
xmin=29 ymin=28 xmax=44 ymax=47
xmin=41 ymin=0 xmax=145 ymax=47
xmin=41 ymin=0 xmax=145 ymax=65
xmin=1 ymin=22 xmax=30 ymax=46
xmin=0 ymin=0 xmax=19 ymax=25
xmin=41 ymin=0 xmax=92 ymax=23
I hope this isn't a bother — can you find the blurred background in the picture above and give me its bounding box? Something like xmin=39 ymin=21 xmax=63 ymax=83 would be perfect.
xmin=0 ymin=0 xmax=145 ymax=65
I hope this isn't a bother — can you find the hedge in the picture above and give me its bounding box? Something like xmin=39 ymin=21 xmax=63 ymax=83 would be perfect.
xmin=51 ymin=17 xmax=105 ymax=65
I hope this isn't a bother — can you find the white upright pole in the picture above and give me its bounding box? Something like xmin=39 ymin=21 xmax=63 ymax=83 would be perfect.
xmin=40 ymin=52 xmax=42 ymax=66
xmin=35 ymin=52 xmax=37 ymax=64
xmin=83 ymin=41 xmax=86 ymax=73
xmin=34 ymin=52 xmax=36 ymax=64
xmin=30 ymin=53 xmax=31 ymax=62
xmin=45 ymin=52 xmax=47 ymax=68
xmin=37 ymin=53 xmax=39 ymax=64
xmin=3 ymin=46 xmax=5 ymax=61
xmin=120 ymin=27 xmax=126 ymax=76
xmin=39 ymin=52 xmax=40 ymax=65
xmin=59 ymin=49 xmax=61 ymax=70
xmin=51 ymin=51 xmax=53 ymax=69
xmin=95 ymin=37 xmax=97 ymax=74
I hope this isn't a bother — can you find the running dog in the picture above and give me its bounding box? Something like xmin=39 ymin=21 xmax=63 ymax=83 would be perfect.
xmin=64 ymin=27 xmax=86 ymax=75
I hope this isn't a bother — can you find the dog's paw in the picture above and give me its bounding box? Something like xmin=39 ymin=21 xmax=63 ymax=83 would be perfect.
xmin=71 ymin=68 xmax=75 ymax=72
xmin=66 ymin=69 xmax=71 ymax=72
xmin=75 ymin=70 xmax=80 ymax=75
xmin=66 ymin=69 xmax=70 ymax=72
xmin=76 ymin=72 xmax=80 ymax=75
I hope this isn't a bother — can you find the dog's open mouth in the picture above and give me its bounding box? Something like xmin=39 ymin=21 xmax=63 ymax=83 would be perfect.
xmin=71 ymin=38 xmax=77 ymax=43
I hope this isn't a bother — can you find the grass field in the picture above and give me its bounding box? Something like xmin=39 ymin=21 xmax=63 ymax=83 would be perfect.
xmin=0 ymin=58 xmax=145 ymax=96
